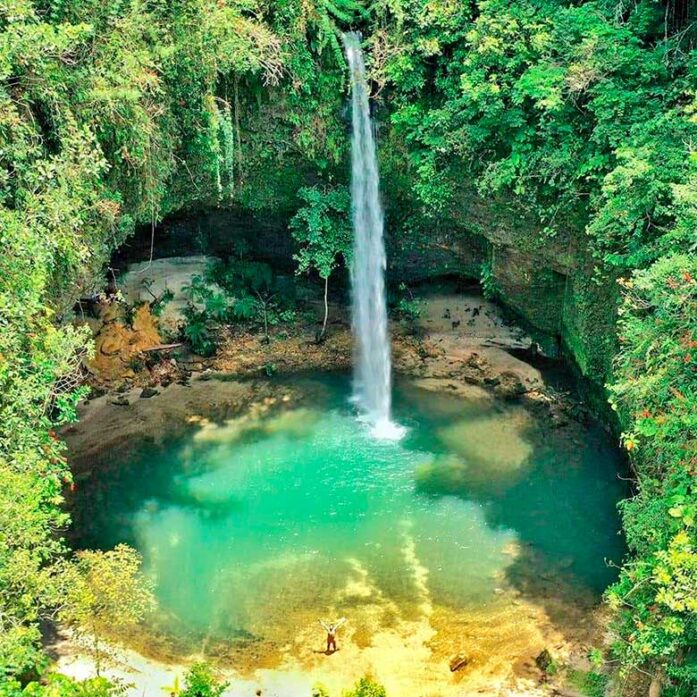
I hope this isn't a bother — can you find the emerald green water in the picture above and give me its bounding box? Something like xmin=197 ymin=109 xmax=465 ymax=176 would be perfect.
xmin=73 ymin=374 xmax=626 ymax=658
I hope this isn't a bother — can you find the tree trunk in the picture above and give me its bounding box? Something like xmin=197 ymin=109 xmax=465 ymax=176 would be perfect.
xmin=94 ymin=631 xmax=100 ymax=677
xmin=649 ymin=674 xmax=662 ymax=697
xmin=320 ymin=275 xmax=329 ymax=341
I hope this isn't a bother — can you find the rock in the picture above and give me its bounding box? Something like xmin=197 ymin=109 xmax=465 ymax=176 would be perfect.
xmin=110 ymin=395 xmax=130 ymax=406
xmin=131 ymin=304 xmax=157 ymax=333
xmin=535 ymin=648 xmax=553 ymax=672
xmin=99 ymin=334 xmax=123 ymax=356
xmin=494 ymin=370 xmax=528 ymax=399
xmin=140 ymin=387 xmax=159 ymax=399
xmin=99 ymin=301 xmax=126 ymax=324
xmin=449 ymin=653 xmax=470 ymax=672
xmin=87 ymin=386 xmax=107 ymax=400
xmin=550 ymin=411 xmax=569 ymax=428
xmin=465 ymin=352 xmax=488 ymax=371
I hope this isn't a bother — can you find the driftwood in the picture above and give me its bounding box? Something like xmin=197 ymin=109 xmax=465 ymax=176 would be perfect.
xmin=139 ymin=343 xmax=182 ymax=353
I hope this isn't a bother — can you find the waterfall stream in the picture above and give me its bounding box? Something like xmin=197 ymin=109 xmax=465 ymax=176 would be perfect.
xmin=344 ymin=32 xmax=403 ymax=439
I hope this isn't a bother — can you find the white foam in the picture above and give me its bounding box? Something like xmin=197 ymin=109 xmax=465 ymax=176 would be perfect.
xmin=371 ymin=418 xmax=407 ymax=441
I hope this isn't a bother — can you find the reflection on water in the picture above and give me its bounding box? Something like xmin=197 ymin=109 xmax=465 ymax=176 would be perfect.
xmin=72 ymin=374 xmax=626 ymax=666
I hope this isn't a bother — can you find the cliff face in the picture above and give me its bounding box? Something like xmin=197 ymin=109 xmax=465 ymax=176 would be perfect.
xmin=117 ymin=187 xmax=618 ymax=404
xmin=385 ymin=188 xmax=619 ymax=402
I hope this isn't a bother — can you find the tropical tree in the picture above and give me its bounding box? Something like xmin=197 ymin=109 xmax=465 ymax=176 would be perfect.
xmin=56 ymin=545 xmax=156 ymax=676
xmin=290 ymin=185 xmax=353 ymax=341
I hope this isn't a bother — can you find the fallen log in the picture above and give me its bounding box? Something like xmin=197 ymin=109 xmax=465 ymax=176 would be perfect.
xmin=139 ymin=343 xmax=183 ymax=353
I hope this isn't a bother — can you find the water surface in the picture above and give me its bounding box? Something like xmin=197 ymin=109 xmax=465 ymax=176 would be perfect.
xmin=73 ymin=374 xmax=626 ymax=665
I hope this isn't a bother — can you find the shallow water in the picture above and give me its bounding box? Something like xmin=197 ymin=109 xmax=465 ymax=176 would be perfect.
xmin=73 ymin=374 xmax=626 ymax=666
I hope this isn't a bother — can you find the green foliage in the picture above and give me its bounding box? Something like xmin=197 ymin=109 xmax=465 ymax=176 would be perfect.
xmin=479 ymin=261 xmax=499 ymax=301
xmin=0 ymin=0 xmax=308 ymax=681
xmin=606 ymin=254 xmax=697 ymax=693
xmin=342 ymin=677 xmax=387 ymax=697
xmin=568 ymin=669 xmax=608 ymax=697
xmin=180 ymin=663 xmax=228 ymax=697
xmin=206 ymin=258 xmax=295 ymax=340
xmin=56 ymin=544 xmax=156 ymax=675
xmin=290 ymin=185 xmax=353 ymax=281
xmin=368 ymin=3 xmax=697 ymax=687
xmin=290 ymin=184 xmax=352 ymax=337
xmin=393 ymin=282 xmax=421 ymax=333
xmin=378 ymin=0 xmax=697 ymax=268
xmin=179 ymin=255 xmax=296 ymax=352
xmin=2 ymin=0 xmax=697 ymax=691
xmin=19 ymin=674 xmax=125 ymax=697
xmin=182 ymin=306 xmax=218 ymax=358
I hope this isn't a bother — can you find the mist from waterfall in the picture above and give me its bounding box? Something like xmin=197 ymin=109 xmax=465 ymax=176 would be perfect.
xmin=344 ymin=32 xmax=402 ymax=439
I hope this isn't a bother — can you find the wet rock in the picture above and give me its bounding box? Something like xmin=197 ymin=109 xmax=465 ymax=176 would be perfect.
xmin=449 ymin=653 xmax=470 ymax=672
xmin=110 ymin=395 xmax=130 ymax=407
xmin=87 ymin=386 xmax=107 ymax=400
xmin=140 ymin=387 xmax=159 ymax=399
xmin=535 ymin=648 xmax=553 ymax=672
xmin=494 ymin=370 xmax=528 ymax=399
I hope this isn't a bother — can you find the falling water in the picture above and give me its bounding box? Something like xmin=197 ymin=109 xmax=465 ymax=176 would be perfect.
xmin=344 ymin=32 xmax=402 ymax=439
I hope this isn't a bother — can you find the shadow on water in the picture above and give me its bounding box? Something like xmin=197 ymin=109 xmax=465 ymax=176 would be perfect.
xmin=396 ymin=376 xmax=629 ymax=622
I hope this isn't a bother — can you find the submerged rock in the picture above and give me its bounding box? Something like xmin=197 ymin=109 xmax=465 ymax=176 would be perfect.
xmin=449 ymin=653 xmax=470 ymax=672
xmin=140 ymin=387 xmax=159 ymax=399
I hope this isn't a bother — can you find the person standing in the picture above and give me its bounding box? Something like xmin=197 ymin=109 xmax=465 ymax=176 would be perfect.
xmin=318 ymin=617 xmax=346 ymax=654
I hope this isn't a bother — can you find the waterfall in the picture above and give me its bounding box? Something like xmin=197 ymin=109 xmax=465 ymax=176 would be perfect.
xmin=344 ymin=32 xmax=403 ymax=440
